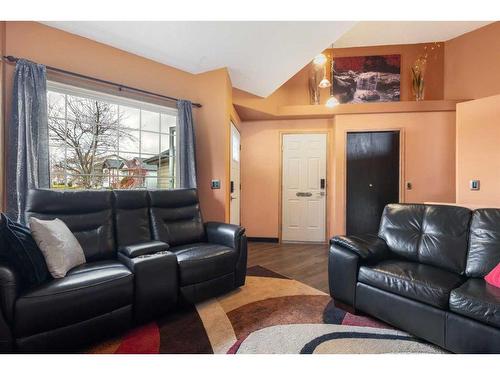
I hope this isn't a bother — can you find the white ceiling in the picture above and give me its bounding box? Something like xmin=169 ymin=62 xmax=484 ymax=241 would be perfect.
xmin=333 ymin=21 xmax=492 ymax=48
xmin=43 ymin=21 xmax=492 ymax=97
xmin=42 ymin=21 xmax=355 ymax=97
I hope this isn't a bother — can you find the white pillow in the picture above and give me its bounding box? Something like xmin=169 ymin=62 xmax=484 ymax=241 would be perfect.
xmin=29 ymin=217 xmax=86 ymax=278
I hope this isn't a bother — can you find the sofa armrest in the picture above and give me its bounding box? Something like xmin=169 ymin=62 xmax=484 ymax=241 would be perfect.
xmin=205 ymin=222 xmax=247 ymax=287
xmin=329 ymin=234 xmax=388 ymax=308
xmin=0 ymin=263 xmax=17 ymax=352
xmin=118 ymin=251 xmax=178 ymax=322
xmin=205 ymin=222 xmax=245 ymax=249
xmin=118 ymin=241 xmax=169 ymax=258
xmin=330 ymin=234 xmax=389 ymax=261
xmin=329 ymin=245 xmax=360 ymax=306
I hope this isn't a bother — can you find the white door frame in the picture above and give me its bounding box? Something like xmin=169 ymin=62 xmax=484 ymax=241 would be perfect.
xmin=229 ymin=122 xmax=241 ymax=225
xmin=279 ymin=131 xmax=330 ymax=243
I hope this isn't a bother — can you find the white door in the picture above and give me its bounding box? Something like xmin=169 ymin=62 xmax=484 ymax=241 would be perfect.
xmin=282 ymin=133 xmax=327 ymax=242
xmin=230 ymin=123 xmax=241 ymax=225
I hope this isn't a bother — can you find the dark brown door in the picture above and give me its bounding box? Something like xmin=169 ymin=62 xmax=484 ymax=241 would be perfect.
xmin=346 ymin=131 xmax=400 ymax=235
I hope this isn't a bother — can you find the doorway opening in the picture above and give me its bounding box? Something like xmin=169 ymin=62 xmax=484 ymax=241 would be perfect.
xmin=230 ymin=122 xmax=241 ymax=225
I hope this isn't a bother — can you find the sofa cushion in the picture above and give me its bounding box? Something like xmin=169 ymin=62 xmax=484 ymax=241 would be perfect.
xmin=170 ymin=243 xmax=237 ymax=286
xmin=14 ymin=260 xmax=133 ymax=338
xmin=418 ymin=205 xmax=471 ymax=273
xmin=25 ymin=189 xmax=115 ymax=261
xmin=378 ymin=204 xmax=425 ymax=262
xmin=450 ymin=278 xmax=500 ymax=328
xmin=466 ymin=209 xmax=500 ymax=278
xmin=378 ymin=204 xmax=471 ymax=274
xmin=29 ymin=217 xmax=86 ymax=278
xmin=113 ymin=190 xmax=152 ymax=248
xmin=149 ymin=189 xmax=205 ymax=247
xmin=0 ymin=213 xmax=51 ymax=289
xmin=358 ymin=260 xmax=465 ymax=308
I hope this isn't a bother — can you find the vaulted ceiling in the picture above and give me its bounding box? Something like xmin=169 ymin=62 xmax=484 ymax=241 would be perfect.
xmin=43 ymin=21 xmax=492 ymax=97
xmin=333 ymin=21 xmax=492 ymax=48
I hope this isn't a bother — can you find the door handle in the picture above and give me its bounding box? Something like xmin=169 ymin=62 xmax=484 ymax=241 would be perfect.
xmin=296 ymin=192 xmax=313 ymax=197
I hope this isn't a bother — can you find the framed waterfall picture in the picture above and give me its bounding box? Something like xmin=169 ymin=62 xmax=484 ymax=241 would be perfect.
xmin=332 ymin=54 xmax=401 ymax=103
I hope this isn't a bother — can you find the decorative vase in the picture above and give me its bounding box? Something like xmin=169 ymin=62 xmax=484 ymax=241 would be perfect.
xmin=309 ymin=73 xmax=320 ymax=105
xmin=411 ymin=67 xmax=425 ymax=101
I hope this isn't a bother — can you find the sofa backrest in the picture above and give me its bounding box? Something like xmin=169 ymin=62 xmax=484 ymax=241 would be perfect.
xmin=25 ymin=188 xmax=207 ymax=257
xmin=25 ymin=189 xmax=115 ymax=261
xmin=149 ymin=189 xmax=206 ymax=247
xmin=113 ymin=190 xmax=152 ymax=248
xmin=378 ymin=203 xmax=472 ymax=274
xmin=466 ymin=208 xmax=500 ymax=278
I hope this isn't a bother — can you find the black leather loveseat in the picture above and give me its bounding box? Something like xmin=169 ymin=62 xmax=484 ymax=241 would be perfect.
xmin=329 ymin=203 xmax=500 ymax=353
xmin=0 ymin=188 xmax=247 ymax=353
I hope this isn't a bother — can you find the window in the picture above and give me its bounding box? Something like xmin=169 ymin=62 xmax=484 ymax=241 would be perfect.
xmin=47 ymin=82 xmax=177 ymax=190
xmin=231 ymin=123 xmax=240 ymax=162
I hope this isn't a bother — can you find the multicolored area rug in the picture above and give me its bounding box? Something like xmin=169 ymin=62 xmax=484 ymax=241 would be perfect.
xmin=85 ymin=266 xmax=445 ymax=354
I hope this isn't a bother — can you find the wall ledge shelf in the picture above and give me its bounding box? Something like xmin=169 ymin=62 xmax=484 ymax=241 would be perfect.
xmin=235 ymin=100 xmax=465 ymax=121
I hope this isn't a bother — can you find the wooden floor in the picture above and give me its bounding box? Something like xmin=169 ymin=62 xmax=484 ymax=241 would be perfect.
xmin=247 ymin=241 xmax=329 ymax=293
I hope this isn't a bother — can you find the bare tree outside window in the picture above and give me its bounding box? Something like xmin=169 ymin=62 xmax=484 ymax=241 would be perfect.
xmin=47 ymin=84 xmax=177 ymax=190
xmin=49 ymin=96 xmax=135 ymax=188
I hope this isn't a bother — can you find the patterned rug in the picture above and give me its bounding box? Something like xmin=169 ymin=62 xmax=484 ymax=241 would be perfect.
xmin=85 ymin=266 xmax=445 ymax=354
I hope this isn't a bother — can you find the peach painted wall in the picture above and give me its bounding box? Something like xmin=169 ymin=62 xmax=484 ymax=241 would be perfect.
xmin=191 ymin=68 xmax=233 ymax=222
xmin=444 ymin=22 xmax=500 ymax=100
xmin=240 ymin=119 xmax=334 ymax=238
xmin=456 ymin=94 xmax=500 ymax=206
xmin=0 ymin=21 xmax=233 ymax=221
xmin=230 ymin=105 xmax=242 ymax=130
xmin=240 ymin=111 xmax=456 ymax=238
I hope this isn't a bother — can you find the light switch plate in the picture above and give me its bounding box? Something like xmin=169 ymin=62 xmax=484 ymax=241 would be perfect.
xmin=211 ymin=179 xmax=221 ymax=189
xmin=470 ymin=180 xmax=480 ymax=191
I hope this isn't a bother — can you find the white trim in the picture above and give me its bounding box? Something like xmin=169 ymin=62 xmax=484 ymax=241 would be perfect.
xmin=47 ymin=80 xmax=178 ymax=116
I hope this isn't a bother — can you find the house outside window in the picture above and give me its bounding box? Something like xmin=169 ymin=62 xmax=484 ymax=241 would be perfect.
xmin=47 ymin=81 xmax=177 ymax=190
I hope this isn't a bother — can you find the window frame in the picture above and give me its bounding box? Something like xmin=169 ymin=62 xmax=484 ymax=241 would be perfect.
xmin=47 ymin=81 xmax=178 ymax=190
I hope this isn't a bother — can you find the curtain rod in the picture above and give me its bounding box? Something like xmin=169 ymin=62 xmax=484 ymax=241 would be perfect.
xmin=2 ymin=55 xmax=202 ymax=108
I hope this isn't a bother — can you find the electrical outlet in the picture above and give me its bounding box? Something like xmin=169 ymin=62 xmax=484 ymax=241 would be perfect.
xmin=211 ymin=180 xmax=221 ymax=189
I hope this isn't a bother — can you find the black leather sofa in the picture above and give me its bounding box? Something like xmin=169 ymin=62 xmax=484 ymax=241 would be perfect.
xmin=0 ymin=188 xmax=247 ymax=353
xmin=329 ymin=203 xmax=500 ymax=353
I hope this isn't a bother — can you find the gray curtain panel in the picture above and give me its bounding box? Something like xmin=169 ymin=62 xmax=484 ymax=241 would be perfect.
xmin=6 ymin=59 xmax=50 ymax=224
xmin=177 ymin=100 xmax=197 ymax=189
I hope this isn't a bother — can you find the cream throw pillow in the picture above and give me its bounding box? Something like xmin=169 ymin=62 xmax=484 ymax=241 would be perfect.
xmin=29 ymin=217 xmax=86 ymax=278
